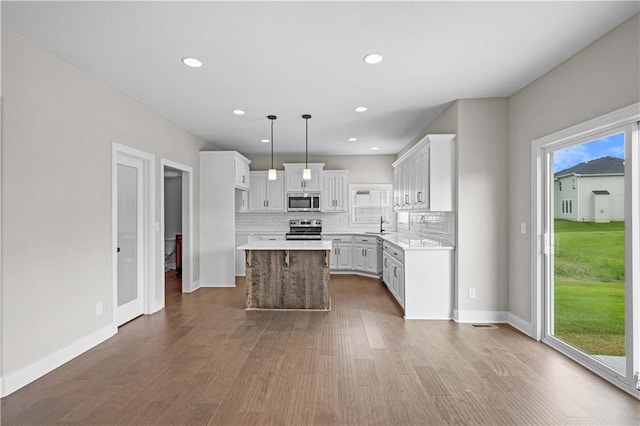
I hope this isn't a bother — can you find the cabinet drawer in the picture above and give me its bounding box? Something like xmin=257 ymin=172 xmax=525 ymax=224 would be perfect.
xmin=323 ymin=235 xmax=353 ymax=243
xmin=383 ymin=242 xmax=404 ymax=262
xmin=354 ymin=235 xmax=377 ymax=244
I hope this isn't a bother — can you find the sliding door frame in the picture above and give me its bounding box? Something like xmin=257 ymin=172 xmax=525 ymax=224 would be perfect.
xmin=531 ymin=103 xmax=639 ymax=398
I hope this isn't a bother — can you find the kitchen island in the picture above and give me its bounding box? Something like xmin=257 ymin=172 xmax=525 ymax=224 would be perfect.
xmin=237 ymin=240 xmax=332 ymax=310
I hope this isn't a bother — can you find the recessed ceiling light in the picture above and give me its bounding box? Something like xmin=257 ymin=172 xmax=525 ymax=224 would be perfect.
xmin=363 ymin=53 xmax=383 ymax=64
xmin=370 ymin=147 xmax=379 ymax=151
xmin=232 ymin=109 xmax=246 ymax=115
xmin=354 ymin=106 xmax=368 ymax=112
xmin=348 ymin=137 xmax=358 ymax=142
xmin=181 ymin=57 xmax=202 ymax=68
xmin=260 ymin=139 xmax=270 ymax=143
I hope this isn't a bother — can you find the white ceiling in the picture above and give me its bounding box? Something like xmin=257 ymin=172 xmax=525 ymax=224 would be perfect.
xmin=3 ymin=1 xmax=638 ymax=156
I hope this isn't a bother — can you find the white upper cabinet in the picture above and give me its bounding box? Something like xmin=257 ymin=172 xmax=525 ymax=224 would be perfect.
xmin=321 ymin=170 xmax=348 ymax=212
xmin=283 ymin=163 xmax=324 ymax=192
xmin=428 ymin=136 xmax=455 ymax=211
xmin=236 ymin=189 xmax=249 ymax=212
xmin=234 ymin=155 xmax=250 ymax=190
xmin=248 ymin=171 xmax=285 ymax=212
xmin=393 ymin=134 xmax=455 ymax=212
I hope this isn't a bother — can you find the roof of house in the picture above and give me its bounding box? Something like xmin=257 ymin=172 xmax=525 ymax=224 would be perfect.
xmin=555 ymin=156 xmax=624 ymax=178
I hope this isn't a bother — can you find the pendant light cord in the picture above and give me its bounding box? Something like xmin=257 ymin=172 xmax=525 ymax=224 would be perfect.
xmin=302 ymin=114 xmax=311 ymax=168
xmin=267 ymin=115 xmax=277 ymax=171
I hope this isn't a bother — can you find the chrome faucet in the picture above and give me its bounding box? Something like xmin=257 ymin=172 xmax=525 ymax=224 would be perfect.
xmin=380 ymin=216 xmax=388 ymax=234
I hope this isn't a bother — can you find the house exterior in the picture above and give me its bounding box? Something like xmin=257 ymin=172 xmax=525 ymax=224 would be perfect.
xmin=553 ymin=156 xmax=624 ymax=222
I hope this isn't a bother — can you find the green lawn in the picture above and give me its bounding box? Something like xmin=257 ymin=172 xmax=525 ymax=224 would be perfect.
xmin=553 ymin=220 xmax=625 ymax=356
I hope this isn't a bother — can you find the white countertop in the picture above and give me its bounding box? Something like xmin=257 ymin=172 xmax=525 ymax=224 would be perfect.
xmin=236 ymin=231 xmax=454 ymax=251
xmin=323 ymin=232 xmax=454 ymax=251
xmin=237 ymin=240 xmax=332 ymax=251
xmin=379 ymin=234 xmax=454 ymax=251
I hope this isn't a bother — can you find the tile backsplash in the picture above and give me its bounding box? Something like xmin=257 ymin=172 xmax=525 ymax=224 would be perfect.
xmin=235 ymin=212 xmax=350 ymax=233
xmin=404 ymin=211 xmax=455 ymax=246
xmin=236 ymin=210 xmax=455 ymax=245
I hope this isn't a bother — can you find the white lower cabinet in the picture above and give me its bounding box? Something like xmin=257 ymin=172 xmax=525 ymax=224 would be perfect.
xmin=332 ymin=243 xmax=353 ymax=270
xmin=382 ymin=242 xmax=404 ymax=307
xmin=353 ymin=235 xmax=379 ymax=275
xmin=354 ymin=244 xmax=378 ymax=274
xmin=382 ymin=240 xmax=453 ymax=319
xmin=325 ymin=235 xmax=353 ymax=270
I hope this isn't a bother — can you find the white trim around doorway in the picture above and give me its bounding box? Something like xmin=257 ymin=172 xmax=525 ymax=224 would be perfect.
xmin=160 ymin=158 xmax=195 ymax=297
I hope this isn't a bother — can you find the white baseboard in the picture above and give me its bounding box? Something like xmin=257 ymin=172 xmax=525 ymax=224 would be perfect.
xmin=454 ymin=309 xmax=508 ymax=323
xmin=507 ymin=312 xmax=533 ymax=337
xmin=404 ymin=315 xmax=452 ymax=320
xmin=1 ymin=324 xmax=117 ymax=397
xmin=199 ymin=283 xmax=236 ymax=288
xmin=235 ymin=273 xmax=246 ymax=277
xmin=184 ymin=279 xmax=200 ymax=293
xmin=148 ymin=301 xmax=164 ymax=315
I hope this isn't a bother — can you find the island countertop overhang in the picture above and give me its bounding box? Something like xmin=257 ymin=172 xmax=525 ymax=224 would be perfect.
xmin=237 ymin=240 xmax=332 ymax=251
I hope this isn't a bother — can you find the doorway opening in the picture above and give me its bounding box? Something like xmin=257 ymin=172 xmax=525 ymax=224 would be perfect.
xmin=160 ymin=158 xmax=193 ymax=300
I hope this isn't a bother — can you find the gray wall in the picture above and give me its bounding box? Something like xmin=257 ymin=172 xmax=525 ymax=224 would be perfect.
xmin=404 ymin=98 xmax=509 ymax=317
xmin=457 ymin=99 xmax=509 ymax=314
xmin=246 ymin=154 xmax=395 ymax=184
xmin=507 ymin=14 xmax=640 ymax=324
xmin=2 ymin=29 xmax=205 ymax=378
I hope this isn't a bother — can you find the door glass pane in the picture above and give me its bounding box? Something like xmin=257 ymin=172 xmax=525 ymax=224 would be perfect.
xmin=117 ymin=164 xmax=138 ymax=306
xmin=551 ymin=132 xmax=626 ymax=374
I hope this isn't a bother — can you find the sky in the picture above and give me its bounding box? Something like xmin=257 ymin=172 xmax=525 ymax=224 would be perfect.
xmin=553 ymin=132 xmax=625 ymax=172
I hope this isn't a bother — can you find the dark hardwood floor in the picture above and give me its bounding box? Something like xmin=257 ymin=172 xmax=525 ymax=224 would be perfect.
xmin=1 ymin=273 xmax=638 ymax=425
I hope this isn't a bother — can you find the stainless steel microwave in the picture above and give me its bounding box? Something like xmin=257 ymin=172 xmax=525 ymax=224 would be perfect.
xmin=287 ymin=193 xmax=321 ymax=212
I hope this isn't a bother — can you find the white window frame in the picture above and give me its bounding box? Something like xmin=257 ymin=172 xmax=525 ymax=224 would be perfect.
xmin=531 ymin=103 xmax=640 ymax=398
xmin=348 ymin=184 xmax=394 ymax=230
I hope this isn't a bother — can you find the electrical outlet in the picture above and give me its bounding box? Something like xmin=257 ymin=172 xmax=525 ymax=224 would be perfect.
xmin=521 ymin=222 xmax=526 ymax=234
xmin=96 ymin=302 xmax=103 ymax=317
xmin=468 ymin=288 xmax=476 ymax=299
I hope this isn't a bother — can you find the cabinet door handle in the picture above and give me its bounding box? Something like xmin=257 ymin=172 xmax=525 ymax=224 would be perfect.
xmin=417 ymin=191 xmax=422 ymax=202
xmin=405 ymin=195 xmax=409 ymax=204
xmin=266 ymin=200 xmax=269 ymax=207
xmin=394 ymin=267 xmax=397 ymax=278
xmin=242 ymin=175 xmax=246 ymax=183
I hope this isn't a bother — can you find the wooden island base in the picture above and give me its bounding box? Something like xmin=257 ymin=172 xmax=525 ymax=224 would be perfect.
xmin=244 ymin=248 xmax=330 ymax=310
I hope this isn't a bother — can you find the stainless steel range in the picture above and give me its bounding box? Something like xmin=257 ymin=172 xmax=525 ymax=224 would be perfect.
xmin=285 ymin=219 xmax=322 ymax=240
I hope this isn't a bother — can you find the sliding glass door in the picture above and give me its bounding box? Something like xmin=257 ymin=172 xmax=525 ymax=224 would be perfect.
xmin=534 ymin=107 xmax=639 ymax=396
xmin=547 ymin=130 xmax=627 ymax=375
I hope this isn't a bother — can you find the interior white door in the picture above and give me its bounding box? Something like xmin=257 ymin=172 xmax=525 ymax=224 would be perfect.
xmin=116 ymin=156 xmax=144 ymax=326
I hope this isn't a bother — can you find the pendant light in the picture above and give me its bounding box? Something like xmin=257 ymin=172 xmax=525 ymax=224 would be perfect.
xmin=267 ymin=115 xmax=277 ymax=180
xmin=302 ymin=114 xmax=312 ymax=180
